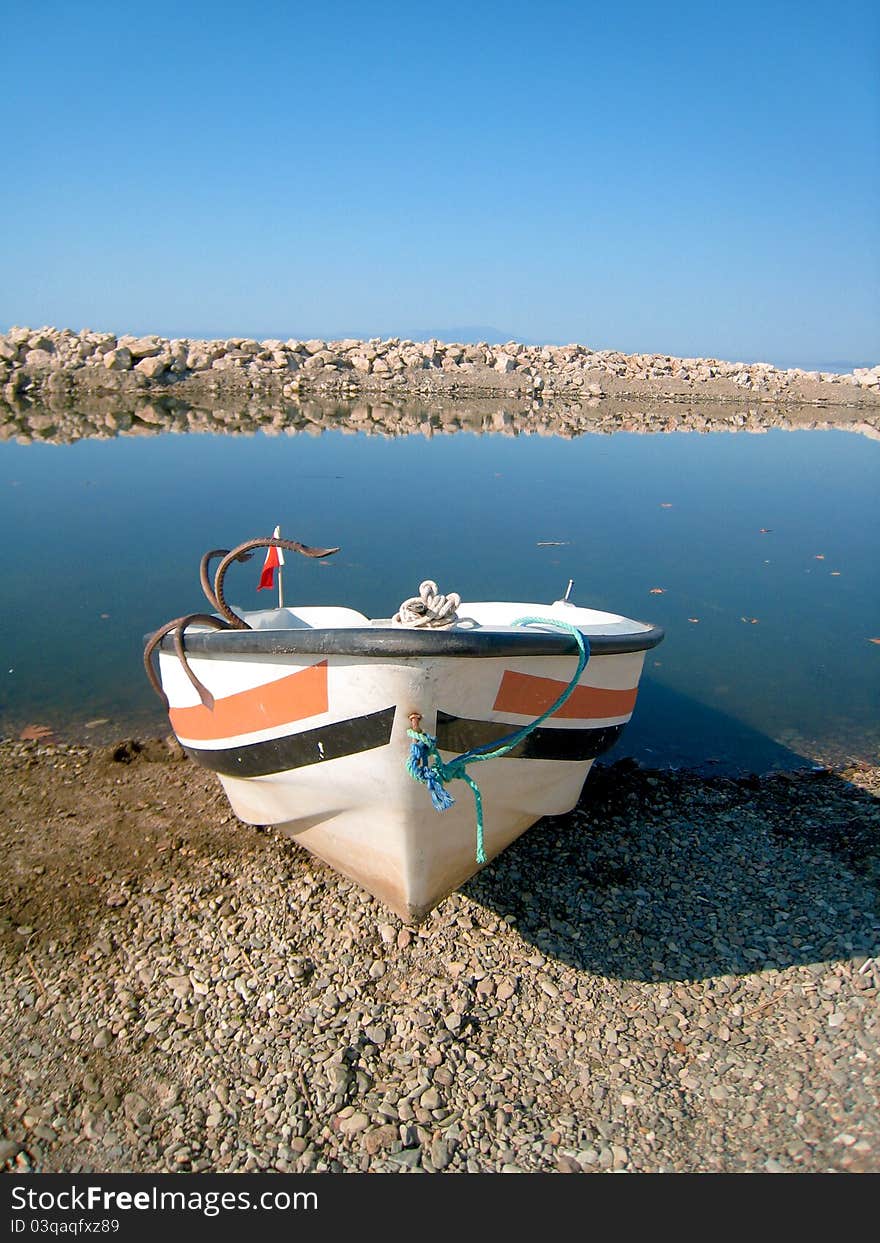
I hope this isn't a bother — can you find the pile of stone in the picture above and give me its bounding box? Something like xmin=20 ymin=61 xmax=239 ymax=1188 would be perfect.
xmin=2 ymin=326 xmax=878 ymax=407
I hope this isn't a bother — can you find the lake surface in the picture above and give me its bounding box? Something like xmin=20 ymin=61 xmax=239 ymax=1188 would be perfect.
xmin=2 ymin=405 xmax=878 ymax=772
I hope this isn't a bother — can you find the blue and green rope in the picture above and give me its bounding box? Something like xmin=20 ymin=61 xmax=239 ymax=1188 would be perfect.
xmin=405 ymin=618 xmax=590 ymax=864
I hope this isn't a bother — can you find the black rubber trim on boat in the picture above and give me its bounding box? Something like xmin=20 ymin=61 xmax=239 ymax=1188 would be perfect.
xmin=159 ymin=623 xmax=664 ymax=659
xmin=435 ymin=713 xmax=625 ymax=761
xmin=182 ymin=707 xmax=395 ymax=778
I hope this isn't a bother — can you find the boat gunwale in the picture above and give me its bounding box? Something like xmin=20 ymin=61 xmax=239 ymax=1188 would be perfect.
xmin=157 ymin=623 xmax=665 ymax=659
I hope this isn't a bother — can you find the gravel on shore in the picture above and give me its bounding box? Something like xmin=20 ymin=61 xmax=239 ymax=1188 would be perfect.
xmin=1 ymin=740 xmax=877 ymax=1174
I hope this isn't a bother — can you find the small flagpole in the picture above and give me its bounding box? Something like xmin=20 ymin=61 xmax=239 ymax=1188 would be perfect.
xmin=276 ymin=527 xmax=284 ymax=610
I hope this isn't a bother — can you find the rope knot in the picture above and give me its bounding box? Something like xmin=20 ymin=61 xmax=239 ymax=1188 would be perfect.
xmin=393 ymin=580 xmax=461 ymax=629
xmin=406 ymin=730 xmax=456 ymax=811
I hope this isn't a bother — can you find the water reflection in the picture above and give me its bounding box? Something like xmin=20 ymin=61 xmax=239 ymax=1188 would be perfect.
xmin=2 ymin=390 xmax=879 ymax=445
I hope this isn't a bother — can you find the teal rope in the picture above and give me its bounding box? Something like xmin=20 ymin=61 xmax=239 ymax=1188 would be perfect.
xmin=406 ymin=617 xmax=590 ymax=864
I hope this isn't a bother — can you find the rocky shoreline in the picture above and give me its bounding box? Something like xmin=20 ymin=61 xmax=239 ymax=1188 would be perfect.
xmin=1 ymin=739 xmax=877 ymax=1174
xmin=3 ymin=325 xmax=879 ymax=410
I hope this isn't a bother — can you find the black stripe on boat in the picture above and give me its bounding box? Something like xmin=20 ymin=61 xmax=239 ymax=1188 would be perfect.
xmin=183 ymin=707 xmax=395 ymax=778
xmin=160 ymin=623 xmax=664 ymax=659
xmin=435 ymin=712 xmax=624 ymax=761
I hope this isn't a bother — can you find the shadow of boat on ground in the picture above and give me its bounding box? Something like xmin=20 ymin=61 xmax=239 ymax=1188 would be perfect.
xmin=462 ymin=683 xmax=880 ymax=982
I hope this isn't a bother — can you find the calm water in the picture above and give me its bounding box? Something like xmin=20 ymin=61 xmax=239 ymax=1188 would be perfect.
xmin=1 ymin=413 xmax=878 ymax=772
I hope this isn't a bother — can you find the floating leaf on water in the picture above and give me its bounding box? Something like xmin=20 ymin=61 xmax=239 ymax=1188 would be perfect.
xmin=649 ymin=587 xmax=666 ymax=595
xmin=20 ymin=724 xmax=54 ymax=741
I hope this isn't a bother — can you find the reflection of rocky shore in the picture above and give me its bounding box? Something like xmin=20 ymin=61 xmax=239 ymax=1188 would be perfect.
xmin=3 ymin=325 xmax=879 ymax=410
xmin=2 ymin=388 xmax=879 ymax=446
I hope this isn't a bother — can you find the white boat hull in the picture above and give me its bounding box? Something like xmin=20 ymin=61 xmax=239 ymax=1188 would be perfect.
xmin=158 ymin=601 xmax=658 ymax=920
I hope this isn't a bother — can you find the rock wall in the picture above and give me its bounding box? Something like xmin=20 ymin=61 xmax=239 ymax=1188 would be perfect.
xmin=2 ymin=326 xmax=879 ymax=408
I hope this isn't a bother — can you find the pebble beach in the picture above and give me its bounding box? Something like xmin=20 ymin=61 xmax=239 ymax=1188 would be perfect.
xmin=1 ymin=739 xmax=877 ymax=1174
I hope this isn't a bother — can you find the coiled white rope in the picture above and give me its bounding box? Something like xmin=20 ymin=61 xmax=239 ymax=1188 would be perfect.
xmin=392 ymin=580 xmax=461 ymax=629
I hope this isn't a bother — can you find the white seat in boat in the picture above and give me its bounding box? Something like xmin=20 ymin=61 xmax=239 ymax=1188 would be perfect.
xmin=241 ymin=606 xmax=370 ymax=630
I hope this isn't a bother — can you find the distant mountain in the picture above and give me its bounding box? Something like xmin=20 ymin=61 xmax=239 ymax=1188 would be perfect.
xmin=768 ymin=357 xmax=876 ymax=373
xmin=401 ymin=326 xmax=526 ymax=345
xmin=182 ymin=325 xmax=528 ymax=345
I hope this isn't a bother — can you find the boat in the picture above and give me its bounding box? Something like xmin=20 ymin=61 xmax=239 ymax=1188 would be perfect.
xmin=144 ymin=536 xmax=664 ymax=921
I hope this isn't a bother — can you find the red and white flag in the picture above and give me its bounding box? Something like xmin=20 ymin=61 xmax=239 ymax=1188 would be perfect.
xmin=258 ymin=525 xmax=285 ymax=591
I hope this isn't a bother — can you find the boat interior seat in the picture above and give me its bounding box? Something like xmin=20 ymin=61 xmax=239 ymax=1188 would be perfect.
xmin=237 ymin=605 xmax=371 ymax=630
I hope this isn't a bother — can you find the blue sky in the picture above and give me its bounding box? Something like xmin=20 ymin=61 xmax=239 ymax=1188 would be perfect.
xmin=2 ymin=0 xmax=877 ymax=367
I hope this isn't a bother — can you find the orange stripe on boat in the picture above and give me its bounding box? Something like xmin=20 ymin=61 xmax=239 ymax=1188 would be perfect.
xmin=493 ymin=670 xmax=638 ymax=719
xmin=169 ymin=661 xmax=328 ymax=741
